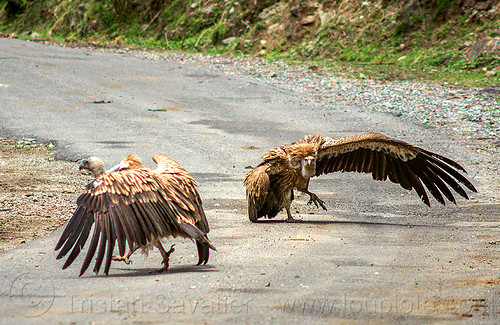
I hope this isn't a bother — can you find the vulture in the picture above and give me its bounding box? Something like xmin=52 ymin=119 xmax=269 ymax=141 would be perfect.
xmin=244 ymin=133 xmax=477 ymax=222
xmin=55 ymin=154 xmax=216 ymax=276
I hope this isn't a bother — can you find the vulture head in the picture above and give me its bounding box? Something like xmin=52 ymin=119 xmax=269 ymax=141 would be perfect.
xmin=79 ymin=156 xmax=106 ymax=178
xmin=80 ymin=154 xmax=143 ymax=178
xmin=287 ymin=143 xmax=317 ymax=179
xmin=300 ymin=156 xmax=317 ymax=179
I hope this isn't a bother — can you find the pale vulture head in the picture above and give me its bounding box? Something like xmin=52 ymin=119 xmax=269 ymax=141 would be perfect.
xmin=79 ymin=156 xmax=106 ymax=178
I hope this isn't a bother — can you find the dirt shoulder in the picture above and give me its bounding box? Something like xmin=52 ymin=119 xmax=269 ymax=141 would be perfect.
xmin=0 ymin=138 xmax=88 ymax=251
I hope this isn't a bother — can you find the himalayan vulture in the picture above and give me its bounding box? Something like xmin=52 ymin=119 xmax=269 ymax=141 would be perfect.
xmin=55 ymin=154 xmax=215 ymax=276
xmin=244 ymin=133 xmax=477 ymax=222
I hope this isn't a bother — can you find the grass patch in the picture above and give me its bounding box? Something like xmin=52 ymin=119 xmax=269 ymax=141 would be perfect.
xmin=0 ymin=0 xmax=499 ymax=87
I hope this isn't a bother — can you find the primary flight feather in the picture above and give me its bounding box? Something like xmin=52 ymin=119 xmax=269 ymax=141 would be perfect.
xmin=55 ymin=154 xmax=216 ymax=276
xmin=244 ymin=133 xmax=477 ymax=222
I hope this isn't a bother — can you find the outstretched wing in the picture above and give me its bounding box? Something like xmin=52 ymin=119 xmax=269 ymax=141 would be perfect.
xmin=55 ymin=167 xmax=207 ymax=275
xmin=308 ymin=133 xmax=477 ymax=206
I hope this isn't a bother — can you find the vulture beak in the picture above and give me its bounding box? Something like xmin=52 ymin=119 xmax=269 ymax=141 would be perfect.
xmin=302 ymin=156 xmax=316 ymax=178
xmin=304 ymin=157 xmax=316 ymax=167
xmin=78 ymin=160 xmax=89 ymax=172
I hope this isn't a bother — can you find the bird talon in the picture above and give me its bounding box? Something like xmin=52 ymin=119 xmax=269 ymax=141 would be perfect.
xmin=112 ymin=255 xmax=132 ymax=265
xmin=307 ymin=199 xmax=318 ymax=208
xmin=155 ymin=266 xmax=168 ymax=273
xmin=308 ymin=193 xmax=327 ymax=211
xmin=158 ymin=244 xmax=176 ymax=272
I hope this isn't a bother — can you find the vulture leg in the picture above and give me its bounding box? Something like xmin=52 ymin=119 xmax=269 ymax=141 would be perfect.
xmin=112 ymin=246 xmax=140 ymax=265
xmin=305 ymin=190 xmax=327 ymax=211
xmin=285 ymin=207 xmax=303 ymax=223
xmin=156 ymin=243 xmax=176 ymax=272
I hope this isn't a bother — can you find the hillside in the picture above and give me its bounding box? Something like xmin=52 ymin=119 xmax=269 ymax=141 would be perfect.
xmin=1 ymin=0 xmax=499 ymax=86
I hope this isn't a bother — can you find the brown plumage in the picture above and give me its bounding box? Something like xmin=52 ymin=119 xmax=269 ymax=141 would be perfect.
xmin=244 ymin=133 xmax=477 ymax=222
xmin=55 ymin=154 xmax=215 ymax=276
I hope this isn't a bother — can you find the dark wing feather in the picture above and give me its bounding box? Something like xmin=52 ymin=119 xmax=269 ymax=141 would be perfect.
xmin=153 ymin=154 xmax=211 ymax=234
xmin=153 ymin=154 xmax=216 ymax=264
xmin=56 ymin=165 xmax=214 ymax=276
xmin=80 ymin=221 xmax=101 ymax=276
xmin=108 ymin=204 xmax=126 ymax=257
xmin=421 ymin=150 xmax=477 ymax=192
xmin=420 ymin=163 xmax=456 ymax=204
xmin=313 ymin=132 xmax=476 ymax=206
xmin=93 ymin=214 xmax=107 ymax=275
xmin=103 ymin=218 xmax=116 ymax=276
xmin=62 ymin=212 xmax=94 ymax=270
xmin=55 ymin=207 xmax=89 ymax=257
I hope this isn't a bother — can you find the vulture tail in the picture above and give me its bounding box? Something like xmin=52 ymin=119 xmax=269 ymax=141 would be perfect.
xmin=179 ymin=222 xmax=216 ymax=265
xmin=196 ymin=239 xmax=210 ymax=266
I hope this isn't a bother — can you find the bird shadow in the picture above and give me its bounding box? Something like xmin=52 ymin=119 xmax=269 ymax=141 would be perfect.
xmin=252 ymin=218 xmax=433 ymax=228
xmin=307 ymin=219 xmax=433 ymax=228
xmin=90 ymin=264 xmax=218 ymax=278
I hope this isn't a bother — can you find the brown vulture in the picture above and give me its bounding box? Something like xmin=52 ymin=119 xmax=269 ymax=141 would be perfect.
xmin=55 ymin=154 xmax=216 ymax=276
xmin=244 ymin=133 xmax=477 ymax=222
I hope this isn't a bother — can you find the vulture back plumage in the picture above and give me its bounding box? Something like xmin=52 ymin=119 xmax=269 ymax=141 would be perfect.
xmin=55 ymin=154 xmax=215 ymax=276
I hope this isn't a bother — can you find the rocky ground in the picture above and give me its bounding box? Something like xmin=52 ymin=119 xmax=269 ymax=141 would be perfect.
xmin=1 ymin=44 xmax=499 ymax=251
xmin=0 ymin=138 xmax=88 ymax=251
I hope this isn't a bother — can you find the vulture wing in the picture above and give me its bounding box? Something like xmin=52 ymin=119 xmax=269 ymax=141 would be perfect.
xmin=152 ymin=154 xmax=213 ymax=265
xmin=153 ymin=154 xmax=209 ymax=233
xmin=309 ymin=133 xmax=477 ymax=206
xmin=244 ymin=165 xmax=271 ymax=222
xmin=55 ymin=165 xmax=210 ymax=276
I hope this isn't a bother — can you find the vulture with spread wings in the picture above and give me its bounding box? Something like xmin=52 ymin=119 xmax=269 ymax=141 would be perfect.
xmin=55 ymin=154 xmax=215 ymax=276
xmin=244 ymin=133 xmax=477 ymax=222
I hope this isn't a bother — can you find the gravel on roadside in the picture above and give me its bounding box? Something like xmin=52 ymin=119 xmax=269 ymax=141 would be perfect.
xmin=129 ymin=50 xmax=499 ymax=156
xmin=0 ymin=139 xmax=88 ymax=251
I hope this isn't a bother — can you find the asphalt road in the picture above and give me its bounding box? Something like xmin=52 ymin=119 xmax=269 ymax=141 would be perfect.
xmin=0 ymin=38 xmax=498 ymax=324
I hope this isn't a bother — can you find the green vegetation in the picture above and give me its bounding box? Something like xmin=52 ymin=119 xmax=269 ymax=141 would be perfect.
xmin=1 ymin=0 xmax=499 ymax=87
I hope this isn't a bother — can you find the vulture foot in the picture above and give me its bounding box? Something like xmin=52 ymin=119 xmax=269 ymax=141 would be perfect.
xmin=112 ymin=252 xmax=133 ymax=265
xmin=307 ymin=192 xmax=327 ymax=211
xmin=285 ymin=208 xmax=303 ymax=223
xmin=157 ymin=244 xmax=176 ymax=272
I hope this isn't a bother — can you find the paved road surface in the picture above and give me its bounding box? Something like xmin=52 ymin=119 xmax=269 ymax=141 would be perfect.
xmin=0 ymin=38 xmax=498 ymax=324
